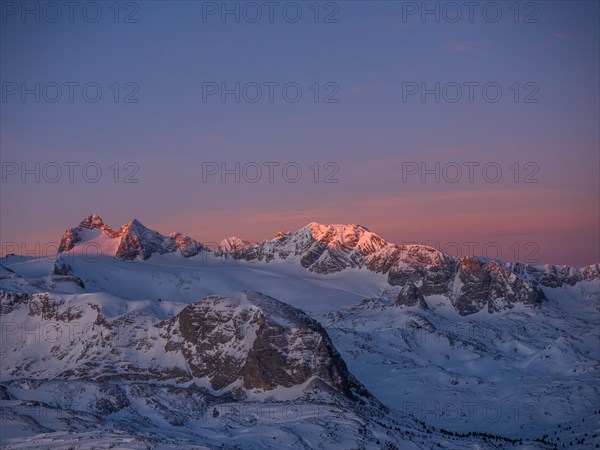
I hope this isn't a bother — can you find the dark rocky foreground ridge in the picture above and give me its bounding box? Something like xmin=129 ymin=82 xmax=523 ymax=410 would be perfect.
xmin=0 ymin=283 xmax=374 ymax=403
xmin=159 ymin=291 xmax=373 ymax=400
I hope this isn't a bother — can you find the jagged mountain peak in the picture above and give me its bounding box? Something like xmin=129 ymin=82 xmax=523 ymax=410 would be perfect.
xmin=79 ymin=213 xmax=105 ymax=229
xmin=220 ymin=221 xmax=390 ymax=273
xmin=306 ymin=221 xmax=370 ymax=231
xmin=53 ymin=216 xmax=598 ymax=315
xmin=127 ymin=218 xmax=145 ymax=228
xmin=116 ymin=218 xmax=149 ymax=234
xmin=299 ymin=222 xmax=389 ymax=256
xmin=58 ymin=215 xmax=204 ymax=260
xmin=218 ymin=236 xmax=254 ymax=252
xmin=273 ymin=230 xmax=290 ymax=239
xmin=305 ymin=222 xmax=377 ymax=241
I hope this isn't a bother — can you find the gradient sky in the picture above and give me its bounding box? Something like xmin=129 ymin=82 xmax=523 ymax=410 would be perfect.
xmin=1 ymin=1 xmax=599 ymax=266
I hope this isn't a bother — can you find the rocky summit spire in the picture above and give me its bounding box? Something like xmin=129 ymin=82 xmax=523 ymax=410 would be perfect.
xmin=79 ymin=214 xmax=105 ymax=230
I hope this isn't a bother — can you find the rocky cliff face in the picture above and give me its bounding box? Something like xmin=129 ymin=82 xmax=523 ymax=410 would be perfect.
xmin=114 ymin=219 xmax=177 ymax=260
xmin=451 ymin=257 xmax=544 ymax=315
xmin=52 ymin=256 xmax=73 ymax=276
xmin=367 ymin=244 xmax=457 ymax=295
xmin=159 ymin=291 xmax=372 ymax=399
xmin=395 ymin=281 xmax=429 ymax=309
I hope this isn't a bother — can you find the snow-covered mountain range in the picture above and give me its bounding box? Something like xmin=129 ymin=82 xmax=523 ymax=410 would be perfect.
xmin=1 ymin=214 xmax=598 ymax=448
xmin=58 ymin=214 xmax=205 ymax=260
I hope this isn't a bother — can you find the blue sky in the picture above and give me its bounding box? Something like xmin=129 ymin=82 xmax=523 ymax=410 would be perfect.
xmin=1 ymin=1 xmax=599 ymax=266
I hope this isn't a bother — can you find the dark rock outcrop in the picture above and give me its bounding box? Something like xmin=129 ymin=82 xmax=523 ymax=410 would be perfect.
xmin=453 ymin=258 xmax=544 ymax=315
xmin=52 ymin=256 xmax=73 ymax=275
xmin=395 ymin=282 xmax=429 ymax=309
xmin=159 ymin=291 xmax=373 ymax=400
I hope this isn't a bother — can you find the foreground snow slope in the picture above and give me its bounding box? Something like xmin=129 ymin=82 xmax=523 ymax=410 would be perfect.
xmin=1 ymin=272 xmax=517 ymax=449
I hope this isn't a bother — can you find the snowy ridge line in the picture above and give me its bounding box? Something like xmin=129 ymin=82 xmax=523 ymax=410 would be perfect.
xmin=1 ymin=214 xmax=597 ymax=319
xmin=52 ymin=214 xmax=599 ymax=272
xmin=5 ymin=214 xmax=599 ymax=280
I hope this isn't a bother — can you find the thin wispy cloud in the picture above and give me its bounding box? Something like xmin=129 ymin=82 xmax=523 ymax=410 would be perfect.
xmin=553 ymin=32 xmax=576 ymax=41
xmin=443 ymin=40 xmax=477 ymax=52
